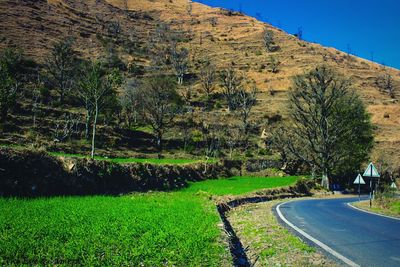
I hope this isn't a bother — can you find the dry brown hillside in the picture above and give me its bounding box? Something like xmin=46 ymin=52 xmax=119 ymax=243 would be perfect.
xmin=0 ymin=0 xmax=399 ymax=164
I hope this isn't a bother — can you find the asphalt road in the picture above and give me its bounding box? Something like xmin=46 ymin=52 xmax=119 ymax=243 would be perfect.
xmin=276 ymin=197 xmax=400 ymax=267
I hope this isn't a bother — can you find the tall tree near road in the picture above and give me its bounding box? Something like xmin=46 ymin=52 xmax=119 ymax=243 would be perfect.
xmin=276 ymin=66 xmax=373 ymax=188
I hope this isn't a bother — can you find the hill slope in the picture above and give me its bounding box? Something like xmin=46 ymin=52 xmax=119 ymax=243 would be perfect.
xmin=0 ymin=0 xmax=399 ymax=164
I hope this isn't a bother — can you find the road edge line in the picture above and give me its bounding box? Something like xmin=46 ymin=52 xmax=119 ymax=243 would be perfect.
xmin=347 ymin=202 xmax=400 ymax=221
xmin=276 ymin=201 xmax=360 ymax=267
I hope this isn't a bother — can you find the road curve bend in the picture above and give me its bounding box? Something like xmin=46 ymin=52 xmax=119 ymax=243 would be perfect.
xmin=276 ymin=197 xmax=400 ymax=267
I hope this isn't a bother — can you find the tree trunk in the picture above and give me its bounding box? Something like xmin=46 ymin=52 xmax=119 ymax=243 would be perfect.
xmin=85 ymin=109 xmax=91 ymax=140
xmin=0 ymin=106 xmax=8 ymax=123
xmin=33 ymin=112 xmax=36 ymax=127
xmin=321 ymin=167 xmax=330 ymax=190
xmin=59 ymin=88 xmax=65 ymax=104
xmin=156 ymin=131 xmax=163 ymax=158
xmin=91 ymin=103 xmax=98 ymax=159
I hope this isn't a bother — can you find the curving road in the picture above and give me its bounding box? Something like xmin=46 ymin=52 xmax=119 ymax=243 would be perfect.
xmin=276 ymin=197 xmax=400 ymax=267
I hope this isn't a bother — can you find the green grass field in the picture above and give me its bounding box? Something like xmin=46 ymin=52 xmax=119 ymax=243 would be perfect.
xmin=49 ymin=152 xmax=214 ymax=165
xmin=183 ymin=176 xmax=301 ymax=195
xmin=0 ymin=176 xmax=301 ymax=265
xmin=0 ymin=193 xmax=227 ymax=266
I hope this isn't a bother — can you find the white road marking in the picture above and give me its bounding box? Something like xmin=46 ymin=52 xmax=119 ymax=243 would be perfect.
xmin=276 ymin=200 xmax=360 ymax=267
xmin=347 ymin=202 xmax=400 ymax=221
xmin=390 ymin=256 xmax=400 ymax=262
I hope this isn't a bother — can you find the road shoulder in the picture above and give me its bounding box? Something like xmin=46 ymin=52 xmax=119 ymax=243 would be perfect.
xmin=349 ymin=200 xmax=400 ymax=220
xmin=275 ymin=198 xmax=360 ymax=267
xmin=226 ymin=199 xmax=337 ymax=266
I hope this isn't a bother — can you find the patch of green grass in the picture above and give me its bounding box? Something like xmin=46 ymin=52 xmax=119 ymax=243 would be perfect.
xmin=0 ymin=193 xmax=228 ymax=266
xmin=0 ymin=143 xmax=25 ymax=149
xmin=133 ymin=125 xmax=153 ymax=134
xmin=183 ymin=176 xmax=301 ymax=196
xmin=355 ymin=199 xmax=400 ymax=218
xmin=390 ymin=200 xmax=400 ymax=214
xmin=49 ymin=152 xmax=212 ymax=165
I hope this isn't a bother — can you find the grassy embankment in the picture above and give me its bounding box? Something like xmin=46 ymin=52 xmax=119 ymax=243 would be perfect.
xmin=0 ymin=176 xmax=316 ymax=265
xmin=354 ymin=198 xmax=400 ymax=218
xmin=49 ymin=151 xmax=215 ymax=164
xmin=0 ymin=145 xmax=215 ymax=164
xmin=228 ymin=200 xmax=337 ymax=266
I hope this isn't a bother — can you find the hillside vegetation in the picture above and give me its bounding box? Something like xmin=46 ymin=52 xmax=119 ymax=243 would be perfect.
xmin=0 ymin=0 xmax=399 ymax=168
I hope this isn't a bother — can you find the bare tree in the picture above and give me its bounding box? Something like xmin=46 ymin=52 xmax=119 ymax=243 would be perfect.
xmin=234 ymin=85 xmax=258 ymax=134
xmin=209 ymin=17 xmax=218 ymax=27
xmin=120 ymin=78 xmax=141 ymax=128
xmin=225 ymin=127 xmax=241 ymax=159
xmin=0 ymin=48 xmax=22 ymax=123
xmin=295 ymin=27 xmax=303 ymax=40
xmin=200 ymin=121 xmax=222 ymax=172
xmin=107 ymin=20 xmax=122 ymax=40
xmin=45 ymin=38 xmax=77 ymax=103
xmin=176 ymin=114 xmax=195 ymax=152
xmin=199 ymin=60 xmax=216 ymax=104
xmin=220 ymin=64 xmax=243 ymax=111
xmin=138 ymin=75 xmax=182 ymax=155
xmin=180 ymin=85 xmax=193 ymax=105
xmin=32 ymin=69 xmax=45 ymax=127
xmin=268 ymin=55 xmax=281 ymax=73
xmin=149 ymin=23 xmax=174 ymax=71
xmin=376 ymin=73 xmax=396 ymax=98
xmin=78 ymin=62 xmax=114 ymax=158
xmin=171 ymin=43 xmax=189 ymax=85
xmin=263 ymin=29 xmax=275 ymax=52
xmin=186 ymin=1 xmax=193 ymax=15
xmin=53 ymin=113 xmax=80 ymax=143
xmin=123 ymin=0 xmax=128 ymax=10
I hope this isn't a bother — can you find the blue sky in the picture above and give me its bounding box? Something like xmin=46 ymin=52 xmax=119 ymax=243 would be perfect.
xmin=196 ymin=0 xmax=400 ymax=69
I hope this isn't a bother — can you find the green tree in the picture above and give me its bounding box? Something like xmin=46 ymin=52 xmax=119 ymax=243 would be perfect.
xmin=138 ymin=76 xmax=182 ymax=155
xmin=277 ymin=66 xmax=373 ymax=188
xmin=78 ymin=62 xmax=114 ymax=158
xmin=0 ymin=48 xmax=22 ymax=123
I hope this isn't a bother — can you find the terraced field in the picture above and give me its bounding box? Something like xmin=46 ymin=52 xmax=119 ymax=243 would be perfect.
xmin=0 ymin=176 xmax=302 ymax=266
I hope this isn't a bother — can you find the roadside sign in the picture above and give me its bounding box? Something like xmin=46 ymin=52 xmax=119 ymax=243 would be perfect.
xmin=363 ymin=162 xmax=380 ymax=178
xmin=363 ymin=162 xmax=380 ymax=207
xmin=354 ymin=174 xmax=365 ymax=202
xmin=353 ymin=174 xmax=365 ymax=185
xmin=391 ymin=182 xmax=398 ymax=189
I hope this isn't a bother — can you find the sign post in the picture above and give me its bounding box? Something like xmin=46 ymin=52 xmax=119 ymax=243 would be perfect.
xmin=363 ymin=162 xmax=380 ymax=207
xmin=391 ymin=182 xmax=397 ymax=189
xmin=353 ymin=174 xmax=365 ymax=202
